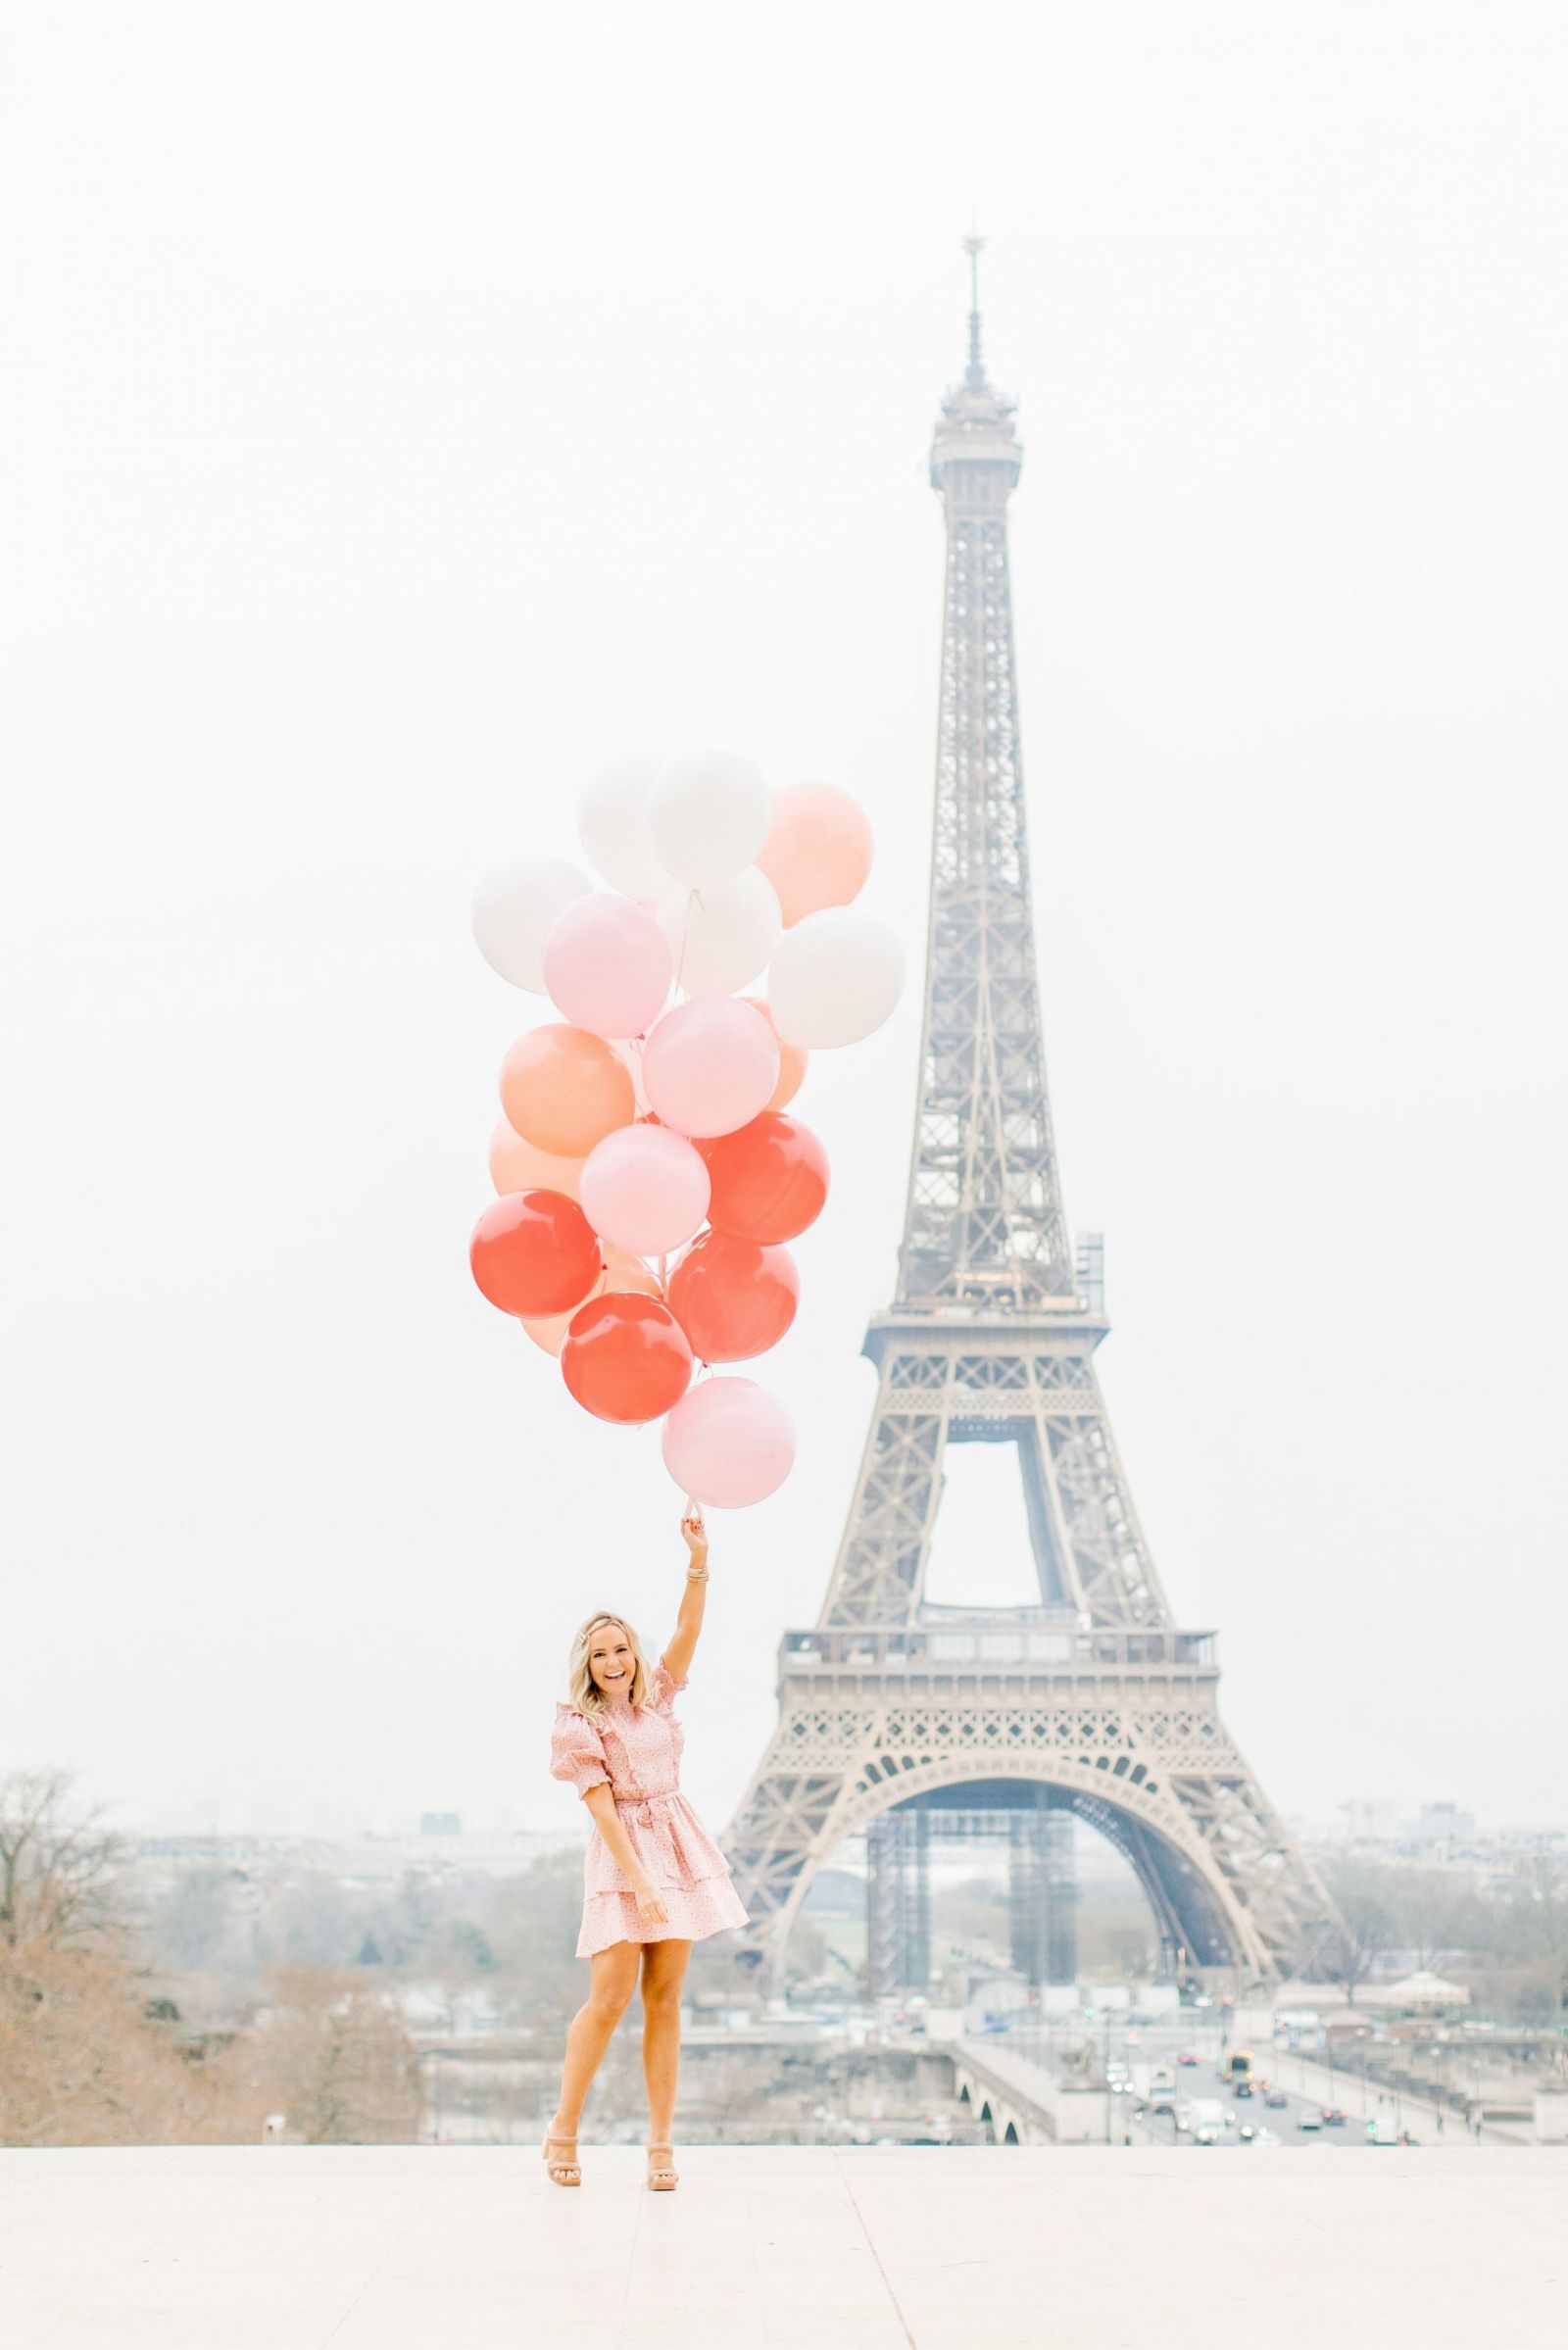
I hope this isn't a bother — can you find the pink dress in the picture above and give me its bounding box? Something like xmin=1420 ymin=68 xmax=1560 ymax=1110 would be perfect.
xmin=550 ymin=1660 xmax=749 ymax=1958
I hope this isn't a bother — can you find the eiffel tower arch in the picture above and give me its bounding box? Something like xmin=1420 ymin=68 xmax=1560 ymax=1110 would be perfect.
xmin=726 ymin=245 xmax=1340 ymax=1996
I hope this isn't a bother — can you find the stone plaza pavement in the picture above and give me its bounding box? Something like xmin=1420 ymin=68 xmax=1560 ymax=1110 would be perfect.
xmin=1 ymin=2144 xmax=1563 ymax=2349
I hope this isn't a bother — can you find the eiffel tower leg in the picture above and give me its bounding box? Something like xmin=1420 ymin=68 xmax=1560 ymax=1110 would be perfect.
xmin=866 ymin=1811 xmax=897 ymax=1994
xmin=868 ymin=1806 xmax=930 ymax=1995
xmin=1008 ymin=1804 xmax=1076 ymax=1988
xmin=910 ymin=1807 xmax=931 ymax=1990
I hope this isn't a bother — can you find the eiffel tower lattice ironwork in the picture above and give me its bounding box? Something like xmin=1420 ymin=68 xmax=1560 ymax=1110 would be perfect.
xmin=725 ymin=244 xmax=1339 ymax=1992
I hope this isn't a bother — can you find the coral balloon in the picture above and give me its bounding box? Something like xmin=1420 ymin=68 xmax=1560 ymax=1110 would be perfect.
xmin=562 ymin=1293 xmax=694 ymax=1424
xmin=488 ymin=1121 xmax=583 ymax=1199
xmin=579 ymin=1123 xmax=710 ymax=1257
xmin=650 ymin=750 xmax=771 ymax=889
xmin=702 ymin=1112 xmax=829 ymax=1245
xmin=642 ymin=997 xmax=779 ymax=1140
xmin=541 ymin=895 xmax=673 ymax=1039
xmin=662 ymin=1376 xmax=796 ymax=1508
xmin=500 ymin=1025 xmax=634 ymax=1158
xmin=469 ymin=1190 xmax=601 ymax=1318
xmin=577 ymin=753 xmax=676 ymax=904
xmin=756 ymin=783 xmax=874 ymax=927
xmin=669 ymin=1234 xmax=799 ymax=1363
xmin=658 ymin=869 xmax=782 ymax=996
xmin=523 ymin=1249 xmax=661 ymax=1356
xmin=471 ymin=852 xmax=590 ymax=990
xmin=740 ymin=998 xmax=808 ymax=1111
xmin=768 ymin=906 xmax=906 ymax=1049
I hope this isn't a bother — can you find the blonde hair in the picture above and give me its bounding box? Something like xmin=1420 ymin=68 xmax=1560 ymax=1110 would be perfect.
xmin=567 ymin=1611 xmax=652 ymax=1718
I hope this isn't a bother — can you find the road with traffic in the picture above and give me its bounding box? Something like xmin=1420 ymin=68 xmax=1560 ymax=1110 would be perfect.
xmin=999 ymin=2020 xmax=1408 ymax=2151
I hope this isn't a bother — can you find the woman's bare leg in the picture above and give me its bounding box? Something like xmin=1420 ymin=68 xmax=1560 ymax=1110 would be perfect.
xmin=639 ymin=1937 xmax=693 ymax=2146
xmin=552 ymin=1942 xmax=640 ymax=2136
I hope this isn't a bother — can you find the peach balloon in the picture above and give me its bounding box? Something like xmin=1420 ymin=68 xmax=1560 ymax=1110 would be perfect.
xmin=756 ymin=782 xmax=874 ymax=927
xmin=500 ymin=1024 xmax=634 ymax=1158
xmin=642 ymin=997 xmax=779 ymax=1140
xmin=489 ymin=1120 xmax=584 ymax=1199
xmin=522 ymin=1249 xmax=661 ymax=1356
xmin=741 ymin=998 xmax=808 ymax=1112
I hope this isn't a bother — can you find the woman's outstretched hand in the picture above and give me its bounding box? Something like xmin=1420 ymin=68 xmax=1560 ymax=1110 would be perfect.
xmin=680 ymin=1508 xmax=708 ymax=1560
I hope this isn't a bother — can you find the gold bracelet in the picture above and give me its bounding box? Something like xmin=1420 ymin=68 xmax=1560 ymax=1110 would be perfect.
xmin=686 ymin=1564 xmax=710 ymax=1581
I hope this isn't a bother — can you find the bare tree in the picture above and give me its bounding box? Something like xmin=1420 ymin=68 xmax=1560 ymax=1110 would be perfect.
xmin=1320 ymin=1862 xmax=1396 ymax=2003
xmin=252 ymin=1967 xmax=421 ymax=2143
xmin=0 ymin=1769 xmax=124 ymax=1950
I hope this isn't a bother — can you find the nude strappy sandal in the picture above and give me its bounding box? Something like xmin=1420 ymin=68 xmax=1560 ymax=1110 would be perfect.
xmin=646 ymin=2142 xmax=678 ymax=2191
xmin=543 ymin=2130 xmax=581 ymax=2186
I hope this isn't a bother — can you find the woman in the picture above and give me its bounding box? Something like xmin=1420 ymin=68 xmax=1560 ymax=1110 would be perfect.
xmin=544 ymin=1508 xmax=747 ymax=2191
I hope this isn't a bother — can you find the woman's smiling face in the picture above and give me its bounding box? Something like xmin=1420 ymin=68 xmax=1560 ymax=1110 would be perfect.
xmin=588 ymin=1624 xmax=635 ymax=1697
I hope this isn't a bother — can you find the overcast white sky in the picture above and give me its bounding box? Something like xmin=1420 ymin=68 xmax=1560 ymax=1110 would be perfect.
xmin=4 ymin=3 xmax=1565 ymax=1850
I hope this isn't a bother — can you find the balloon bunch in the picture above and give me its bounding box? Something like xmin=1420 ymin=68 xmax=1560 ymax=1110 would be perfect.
xmin=469 ymin=753 xmax=903 ymax=1508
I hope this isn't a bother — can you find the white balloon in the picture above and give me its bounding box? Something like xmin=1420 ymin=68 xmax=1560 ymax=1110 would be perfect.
xmin=650 ymin=750 xmax=771 ymax=890
xmin=659 ymin=869 xmax=783 ymax=997
xmin=471 ymin=853 xmax=589 ymax=991
xmin=577 ymin=755 xmax=677 ymax=904
xmin=768 ymin=906 xmax=906 ymax=1049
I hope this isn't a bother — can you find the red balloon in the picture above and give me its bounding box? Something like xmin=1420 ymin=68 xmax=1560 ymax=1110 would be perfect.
xmin=702 ymin=1112 xmax=829 ymax=1245
xmin=470 ymin=1190 xmax=601 ymax=1318
xmin=561 ymin=1293 xmax=694 ymax=1424
xmin=668 ymin=1233 xmax=800 ymax=1363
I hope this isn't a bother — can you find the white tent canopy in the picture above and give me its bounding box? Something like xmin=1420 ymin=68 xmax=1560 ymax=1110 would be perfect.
xmin=1366 ymin=1971 xmax=1472 ymax=2010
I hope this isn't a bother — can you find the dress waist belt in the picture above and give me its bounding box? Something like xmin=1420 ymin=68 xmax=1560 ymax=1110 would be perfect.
xmin=617 ymin=1792 xmax=677 ymax=1824
xmin=614 ymin=1791 xmax=681 ymax=1876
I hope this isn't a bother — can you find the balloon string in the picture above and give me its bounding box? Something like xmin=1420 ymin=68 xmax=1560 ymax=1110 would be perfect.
xmin=673 ymin=887 xmax=702 ymax=998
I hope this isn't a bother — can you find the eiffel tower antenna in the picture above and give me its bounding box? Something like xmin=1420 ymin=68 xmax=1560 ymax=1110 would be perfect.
xmin=962 ymin=224 xmax=986 ymax=386
xmin=725 ymin=249 xmax=1340 ymax=2000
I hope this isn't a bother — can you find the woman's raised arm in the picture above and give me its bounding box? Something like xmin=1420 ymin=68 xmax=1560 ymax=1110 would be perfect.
xmin=661 ymin=1509 xmax=709 ymax=1685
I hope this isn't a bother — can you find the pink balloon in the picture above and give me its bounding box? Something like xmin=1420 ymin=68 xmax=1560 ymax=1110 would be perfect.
xmin=541 ymin=895 xmax=673 ymax=1040
xmin=642 ymin=998 xmax=780 ymax=1140
xmin=756 ymin=782 xmax=874 ymax=927
xmin=662 ymin=1376 xmax=796 ymax=1508
xmin=579 ymin=1122 xmax=711 ymax=1256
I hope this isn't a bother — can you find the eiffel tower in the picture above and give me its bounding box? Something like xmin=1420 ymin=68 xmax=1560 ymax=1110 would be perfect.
xmin=726 ymin=243 xmax=1338 ymax=1995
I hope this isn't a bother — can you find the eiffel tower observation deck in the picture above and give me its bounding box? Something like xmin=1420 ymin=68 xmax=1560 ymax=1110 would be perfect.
xmin=725 ymin=246 xmax=1339 ymax=1996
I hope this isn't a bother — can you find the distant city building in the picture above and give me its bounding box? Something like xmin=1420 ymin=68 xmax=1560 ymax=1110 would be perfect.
xmin=1337 ymin=1798 xmax=1402 ymax=1843
xmin=418 ymin=1811 xmax=464 ymax=1837
xmin=1413 ymin=1802 xmax=1476 ymax=1848
xmin=1327 ymin=1799 xmax=1480 ymax=1850
xmin=129 ymin=1826 xmax=575 ymax=1887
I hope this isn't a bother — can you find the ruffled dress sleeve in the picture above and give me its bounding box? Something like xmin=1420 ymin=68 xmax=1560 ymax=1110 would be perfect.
xmin=550 ymin=1704 xmax=610 ymax=1797
xmin=647 ymin=1657 xmax=689 ymax=1714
